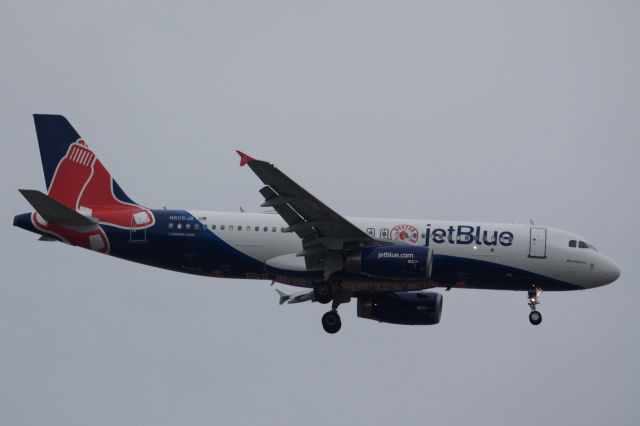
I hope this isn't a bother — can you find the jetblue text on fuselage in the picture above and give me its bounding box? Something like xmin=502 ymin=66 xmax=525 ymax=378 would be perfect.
xmin=424 ymin=224 xmax=514 ymax=246
xmin=378 ymin=251 xmax=416 ymax=259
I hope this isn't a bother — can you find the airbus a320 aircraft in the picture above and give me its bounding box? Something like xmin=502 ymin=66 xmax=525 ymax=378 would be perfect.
xmin=14 ymin=115 xmax=621 ymax=333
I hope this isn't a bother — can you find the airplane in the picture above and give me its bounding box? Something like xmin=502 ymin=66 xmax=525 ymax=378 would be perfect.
xmin=13 ymin=115 xmax=621 ymax=334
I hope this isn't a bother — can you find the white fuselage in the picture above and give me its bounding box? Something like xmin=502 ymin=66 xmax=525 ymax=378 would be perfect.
xmin=183 ymin=211 xmax=620 ymax=290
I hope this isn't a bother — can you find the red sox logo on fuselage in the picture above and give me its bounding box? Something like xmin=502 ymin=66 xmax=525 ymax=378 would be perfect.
xmin=390 ymin=224 xmax=420 ymax=243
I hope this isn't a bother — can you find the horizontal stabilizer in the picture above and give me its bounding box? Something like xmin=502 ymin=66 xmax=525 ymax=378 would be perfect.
xmin=274 ymin=288 xmax=315 ymax=305
xmin=275 ymin=289 xmax=290 ymax=305
xmin=19 ymin=189 xmax=98 ymax=232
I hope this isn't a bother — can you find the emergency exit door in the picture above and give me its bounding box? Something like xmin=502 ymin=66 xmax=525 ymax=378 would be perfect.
xmin=528 ymin=227 xmax=547 ymax=258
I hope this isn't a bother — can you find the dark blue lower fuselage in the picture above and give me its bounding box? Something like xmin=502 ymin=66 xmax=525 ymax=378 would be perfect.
xmin=13 ymin=209 xmax=581 ymax=292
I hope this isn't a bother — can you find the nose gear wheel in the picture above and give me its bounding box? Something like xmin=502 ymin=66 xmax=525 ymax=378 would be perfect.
xmin=529 ymin=310 xmax=542 ymax=325
xmin=527 ymin=287 xmax=543 ymax=326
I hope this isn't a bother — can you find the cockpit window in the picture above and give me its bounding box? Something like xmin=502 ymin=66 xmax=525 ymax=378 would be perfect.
xmin=570 ymin=239 xmax=597 ymax=250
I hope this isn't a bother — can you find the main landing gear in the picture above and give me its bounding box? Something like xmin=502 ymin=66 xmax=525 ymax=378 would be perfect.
xmin=528 ymin=287 xmax=543 ymax=326
xmin=314 ymin=282 xmax=333 ymax=305
xmin=315 ymin=283 xmax=350 ymax=334
xmin=322 ymin=311 xmax=341 ymax=334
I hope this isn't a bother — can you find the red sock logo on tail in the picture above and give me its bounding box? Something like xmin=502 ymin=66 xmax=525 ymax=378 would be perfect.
xmin=35 ymin=138 xmax=154 ymax=252
xmin=47 ymin=140 xmax=95 ymax=210
xmin=76 ymin=149 xmax=154 ymax=229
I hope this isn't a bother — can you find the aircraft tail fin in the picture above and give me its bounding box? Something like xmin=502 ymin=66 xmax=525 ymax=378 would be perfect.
xmin=33 ymin=114 xmax=138 ymax=210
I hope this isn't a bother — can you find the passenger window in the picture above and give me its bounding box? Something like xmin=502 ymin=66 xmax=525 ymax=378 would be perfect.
xmin=264 ymin=227 xmax=268 ymax=232
xmin=177 ymin=223 xmax=182 ymax=230
xmin=168 ymin=223 xmax=174 ymax=229
xmin=281 ymin=227 xmax=285 ymax=232
xmin=366 ymin=228 xmax=375 ymax=237
xmin=221 ymin=225 xmax=225 ymax=230
xmin=229 ymin=225 xmax=234 ymax=231
xmin=212 ymin=224 xmax=216 ymax=230
xmin=380 ymin=228 xmax=389 ymax=239
xmin=255 ymin=226 xmax=259 ymax=232
xmin=238 ymin=226 xmax=242 ymax=231
xmin=194 ymin=224 xmax=200 ymax=230
xmin=272 ymin=227 xmax=276 ymax=232
xmin=569 ymin=240 xmax=576 ymax=248
xmin=186 ymin=224 xmax=191 ymax=230
xmin=578 ymin=241 xmax=589 ymax=249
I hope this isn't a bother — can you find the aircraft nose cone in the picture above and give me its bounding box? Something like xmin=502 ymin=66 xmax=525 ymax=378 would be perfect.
xmin=601 ymin=255 xmax=621 ymax=285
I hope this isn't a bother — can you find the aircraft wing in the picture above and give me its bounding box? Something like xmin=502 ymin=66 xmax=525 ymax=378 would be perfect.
xmin=237 ymin=151 xmax=389 ymax=278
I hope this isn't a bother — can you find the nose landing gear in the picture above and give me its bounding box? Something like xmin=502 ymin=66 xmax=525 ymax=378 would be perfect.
xmin=528 ymin=287 xmax=543 ymax=325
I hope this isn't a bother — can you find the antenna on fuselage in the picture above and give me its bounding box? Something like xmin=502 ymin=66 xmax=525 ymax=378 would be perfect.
xmin=529 ymin=218 xmax=535 ymax=225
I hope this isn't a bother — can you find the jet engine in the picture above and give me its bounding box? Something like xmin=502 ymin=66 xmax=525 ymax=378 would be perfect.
xmin=345 ymin=246 xmax=433 ymax=280
xmin=357 ymin=291 xmax=443 ymax=325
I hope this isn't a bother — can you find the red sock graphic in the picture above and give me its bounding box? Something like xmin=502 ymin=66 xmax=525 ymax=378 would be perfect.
xmin=47 ymin=140 xmax=95 ymax=209
xmin=36 ymin=140 xmax=108 ymax=252
xmin=45 ymin=138 xmax=154 ymax=229
xmin=78 ymin=159 xmax=154 ymax=229
xmin=35 ymin=138 xmax=154 ymax=253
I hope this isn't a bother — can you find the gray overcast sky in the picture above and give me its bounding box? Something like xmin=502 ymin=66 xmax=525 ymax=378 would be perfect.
xmin=1 ymin=2 xmax=639 ymax=425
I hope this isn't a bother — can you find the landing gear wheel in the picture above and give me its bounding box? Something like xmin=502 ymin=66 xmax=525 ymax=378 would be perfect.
xmin=314 ymin=283 xmax=333 ymax=304
xmin=322 ymin=311 xmax=342 ymax=334
xmin=529 ymin=310 xmax=542 ymax=325
xmin=527 ymin=287 xmax=543 ymax=326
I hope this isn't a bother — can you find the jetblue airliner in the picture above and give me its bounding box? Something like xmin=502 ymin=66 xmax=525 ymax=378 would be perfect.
xmin=14 ymin=115 xmax=620 ymax=333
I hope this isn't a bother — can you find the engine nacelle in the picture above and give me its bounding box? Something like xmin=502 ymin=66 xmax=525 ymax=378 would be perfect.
xmin=345 ymin=246 xmax=433 ymax=280
xmin=357 ymin=292 xmax=443 ymax=325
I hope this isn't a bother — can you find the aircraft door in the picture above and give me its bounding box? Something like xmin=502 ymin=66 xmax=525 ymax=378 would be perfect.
xmin=528 ymin=227 xmax=547 ymax=258
xmin=130 ymin=210 xmax=149 ymax=242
